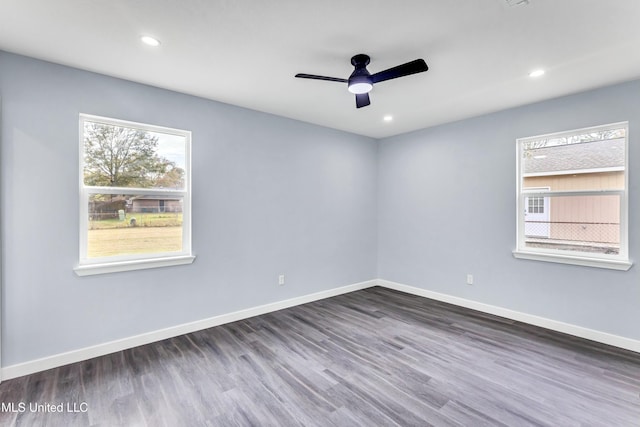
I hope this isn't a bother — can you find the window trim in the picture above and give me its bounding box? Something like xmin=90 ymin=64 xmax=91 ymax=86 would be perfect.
xmin=513 ymin=122 xmax=631 ymax=271
xmin=74 ymin=114 xmax=194 ymax=276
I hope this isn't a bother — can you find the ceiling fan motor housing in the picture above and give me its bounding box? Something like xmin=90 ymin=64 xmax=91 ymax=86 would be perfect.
xmin=348 ymin=54 xmax=373 ymax=94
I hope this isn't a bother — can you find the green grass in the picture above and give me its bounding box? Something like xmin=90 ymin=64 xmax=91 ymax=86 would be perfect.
xmin=88 ymin=226 xmax=182 ymax=258
xmin=89 ymin=212 xmax=182 ymax=229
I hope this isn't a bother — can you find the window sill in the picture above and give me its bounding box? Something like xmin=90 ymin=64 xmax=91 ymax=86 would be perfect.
xmin=512 ymin=250 xmax=631 ymax=271
xmin=74 ymin=255 xmax=196 ymax=276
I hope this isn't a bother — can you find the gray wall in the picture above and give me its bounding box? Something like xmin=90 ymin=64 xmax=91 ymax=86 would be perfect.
xmin=0 ymin=51 xmax=378 ymax=366
xmin=378 ymin=79 xmax=640 ymax=340
xmin=2 ymin=49 xmax=639 ymax=369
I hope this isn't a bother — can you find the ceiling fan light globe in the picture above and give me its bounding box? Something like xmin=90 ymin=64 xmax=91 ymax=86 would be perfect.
xmin=348 ymin=82 xmax=373 ymax=94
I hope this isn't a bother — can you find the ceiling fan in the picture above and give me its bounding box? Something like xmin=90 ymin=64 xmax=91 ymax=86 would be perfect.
xmin=295 ymin=54 xmax=429 ymax=108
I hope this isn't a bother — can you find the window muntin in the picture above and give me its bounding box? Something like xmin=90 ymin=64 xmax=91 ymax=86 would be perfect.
xmin=79 ymin=115 xmax=191 ymax=268
xmin=527 ymin=196 xmax=544 ymax=214
xmin=515 ymin=122 xmax=629 ymax=268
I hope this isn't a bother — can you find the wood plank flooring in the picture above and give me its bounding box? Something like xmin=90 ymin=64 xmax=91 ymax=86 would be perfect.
xmin=1 ymin=286 xmax=639 ymax=426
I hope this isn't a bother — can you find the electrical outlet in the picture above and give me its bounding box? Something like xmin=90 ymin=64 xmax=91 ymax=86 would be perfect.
xmin=278 ymin=274 xmax=285 ymax=286
xmin=466 ymin=274 xmax=473 ymax=285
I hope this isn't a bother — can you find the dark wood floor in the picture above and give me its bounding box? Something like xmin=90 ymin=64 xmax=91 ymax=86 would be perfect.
xmin=1 ymin=287 xmax=640 ymax=426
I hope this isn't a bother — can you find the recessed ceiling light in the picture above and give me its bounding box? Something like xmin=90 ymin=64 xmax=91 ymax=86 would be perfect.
xmin=141 ymin=36 xmax=161 ymax=47
xmin=529 ymin=69 xmax=545 ymax=78
xmin=533 ymin=155 xmax=547 ymax=159
xmin=383 ymin=115 xmax=393 ymax=122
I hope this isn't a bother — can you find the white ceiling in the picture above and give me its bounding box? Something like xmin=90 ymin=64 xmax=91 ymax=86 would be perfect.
xmin=1 ymin=0 xmax=640 ymax=138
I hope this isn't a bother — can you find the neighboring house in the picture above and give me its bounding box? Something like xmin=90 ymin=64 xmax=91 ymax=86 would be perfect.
xmin=88 ymin=196 xmax=127 ymax=220
xmin=522 ymin=138 xmax=624 ymax=247
xmin=129 ymin=195 xmax=183 ymax=213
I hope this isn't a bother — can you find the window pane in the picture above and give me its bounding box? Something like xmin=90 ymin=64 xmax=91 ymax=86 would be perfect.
xmin=522 ymin=131 xmax=625 ymax=191
xmin=83 ymin=121 xmax=186 ymax=190
xmin=87 ymin=193 xmax=183 ymax=258
xmin=523 ymin=194 xmax=620 ymax=255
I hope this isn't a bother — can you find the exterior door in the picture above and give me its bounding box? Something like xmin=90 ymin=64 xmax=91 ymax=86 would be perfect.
xmin=524 ymin=188 xmax=550 ymax=238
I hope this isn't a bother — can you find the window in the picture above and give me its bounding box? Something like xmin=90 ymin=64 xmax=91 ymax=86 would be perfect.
xmin=75 ymin=115 xmax=194 ymax=276
xmin=528 ymin=196 xmax=544 ymax=214
xmin=514 ymin=122 xmax=631 ymax=270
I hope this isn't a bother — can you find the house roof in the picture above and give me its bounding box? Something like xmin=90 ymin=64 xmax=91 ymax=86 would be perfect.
xmin=524 ymin=138 xmax=625 ymax=176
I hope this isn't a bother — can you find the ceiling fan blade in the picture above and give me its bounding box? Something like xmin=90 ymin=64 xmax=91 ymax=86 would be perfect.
xmin=295 ymin=73 xmax=348 ymax=83
xmin=355 ymin=93 xmax=370 ymax=108
xmin=371 ymin=59 xmax=428 ymax=84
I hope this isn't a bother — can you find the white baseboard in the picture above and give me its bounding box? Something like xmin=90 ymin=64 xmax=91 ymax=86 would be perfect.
xmin=4 ymin=277 xmax=639 ymax=381
xmin=1 ymin=279 xmax=377 ymax=381
xmin=378 ymin=279 xmax=640 ymax=354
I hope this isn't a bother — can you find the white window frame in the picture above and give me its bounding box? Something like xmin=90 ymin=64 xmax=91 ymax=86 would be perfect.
xmin=513 ymin=122 xmax=631 ymax=271
xmin=74 ymin=114 xmax=195 ymax=276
